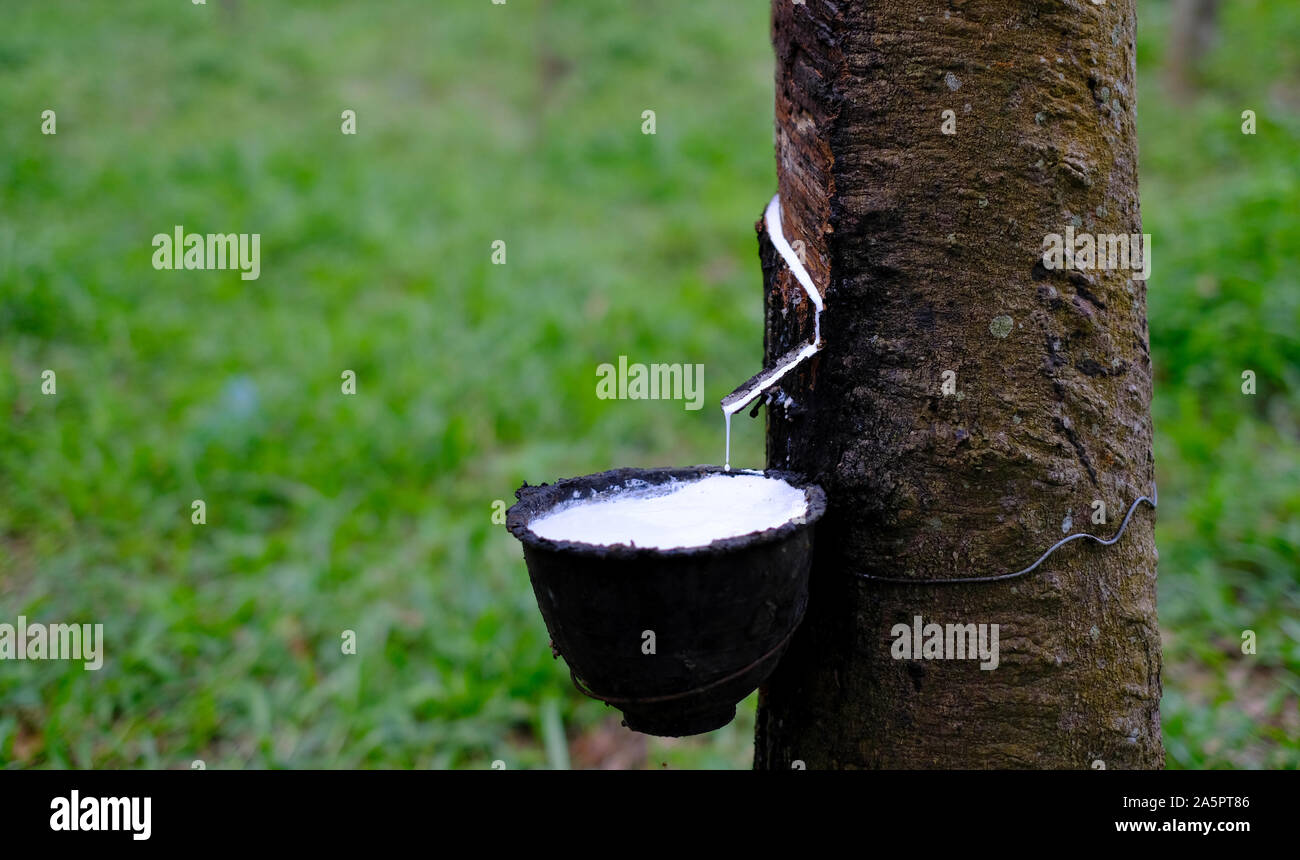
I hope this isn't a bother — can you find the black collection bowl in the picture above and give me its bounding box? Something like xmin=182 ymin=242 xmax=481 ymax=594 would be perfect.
xmin=506 ymin=465 xmax=826 ymax=737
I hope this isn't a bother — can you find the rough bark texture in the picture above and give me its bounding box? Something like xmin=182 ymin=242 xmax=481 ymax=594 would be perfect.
xmin=754 ymin=0 xmax=1162 ymax=769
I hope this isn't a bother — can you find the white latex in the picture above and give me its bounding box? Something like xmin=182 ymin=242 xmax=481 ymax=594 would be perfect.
xmin=529 ymin=474 xmax=808 ymax=550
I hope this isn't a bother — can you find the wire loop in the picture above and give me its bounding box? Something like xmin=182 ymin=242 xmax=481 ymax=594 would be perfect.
xmin=856 ymin=485 xmax=1157 ymax=584
xmin=565 ymin=616 xmax=804 ymax=706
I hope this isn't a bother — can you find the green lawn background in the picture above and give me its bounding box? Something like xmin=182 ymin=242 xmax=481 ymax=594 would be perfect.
xmin=1 ymin=0 xmax=1296 ymax=768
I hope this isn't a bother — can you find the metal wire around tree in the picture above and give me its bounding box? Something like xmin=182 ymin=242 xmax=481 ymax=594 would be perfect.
xmin=855 ymin=485 xmax=1157 ymax=585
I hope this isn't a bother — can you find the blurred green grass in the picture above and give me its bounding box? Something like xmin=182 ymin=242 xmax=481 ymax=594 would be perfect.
xmin=0 ymin=0 xmax=1296 ymax=768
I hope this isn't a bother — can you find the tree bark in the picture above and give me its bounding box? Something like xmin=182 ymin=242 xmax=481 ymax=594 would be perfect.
xmin=754 ymin=0 xmax=1162 ymax=769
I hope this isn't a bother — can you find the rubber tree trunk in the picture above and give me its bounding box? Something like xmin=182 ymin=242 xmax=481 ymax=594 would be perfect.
xmin=753 ymin=0 xmax=1162 ymax=769
xmin=1166 ymin=0 xmax=1220 ymax=98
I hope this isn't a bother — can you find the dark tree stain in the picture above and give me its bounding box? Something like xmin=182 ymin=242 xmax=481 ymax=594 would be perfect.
xmin=914 ymin=304 xmax=937 ymax=331
xmin=906 ymin=661 xmax=926 ymax=692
